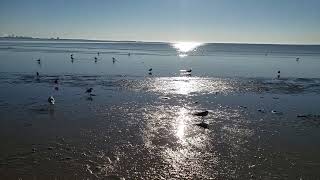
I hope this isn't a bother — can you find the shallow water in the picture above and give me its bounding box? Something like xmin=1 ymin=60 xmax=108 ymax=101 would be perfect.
xmin=0 ymin=39 xmax=320 ymax=179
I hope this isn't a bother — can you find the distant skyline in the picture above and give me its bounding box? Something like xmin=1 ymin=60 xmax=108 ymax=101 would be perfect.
xmin=0 ymin=0 xmax=320 ymax=44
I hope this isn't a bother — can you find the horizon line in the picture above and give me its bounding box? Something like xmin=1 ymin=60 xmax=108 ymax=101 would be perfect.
xmin=1 ymin=36 xmax=319 ymax=46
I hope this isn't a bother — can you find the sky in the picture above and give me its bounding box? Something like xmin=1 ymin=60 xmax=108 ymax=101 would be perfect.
xmin=0 ymin=0 xmax=320 ymax=44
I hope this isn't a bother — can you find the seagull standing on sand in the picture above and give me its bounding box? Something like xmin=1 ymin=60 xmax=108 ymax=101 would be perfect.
xmin=94 ymin=57 xmax=98 ymax=63
xmin=148 ymin=68 xmax=153 ymax=75
xmin=37 ymin=58 xmax=41 ymax=64
xmin=85 ymin=88 xmax=95 ymax=100
xmin=277 ymin=70 xmax=280 ymax=79
xmin=48 ymin=96 xmax=55 ymax=105
xmin=70 ymin=54 xmax=74 ymax=63
xmin=112 ymin=57 xmax=116 ymax=63
xmin=193 ymin=110 xmax=209 ymax=117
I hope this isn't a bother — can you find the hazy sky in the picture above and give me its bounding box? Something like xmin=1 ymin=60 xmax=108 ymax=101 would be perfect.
xmin=0 ymin=0 xmax=320 ymax=44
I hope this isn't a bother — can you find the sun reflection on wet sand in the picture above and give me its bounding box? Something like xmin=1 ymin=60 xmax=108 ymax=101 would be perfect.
xmin=175 ymin=107 xmax=189 ymax=145
xmin=148 ymin=77 xmax=232 ymax=95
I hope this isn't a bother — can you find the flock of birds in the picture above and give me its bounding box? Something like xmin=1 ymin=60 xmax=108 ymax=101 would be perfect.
xmin=36 ymin=52 xmax=105 ymax=106
xmin=34 ymin=51 xmax=208 ymax=128
xmin=35 ymin=52 xmax=300 ymax=129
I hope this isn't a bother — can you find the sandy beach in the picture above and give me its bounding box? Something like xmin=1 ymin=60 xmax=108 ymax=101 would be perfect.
xmin=0 ymin=40 xmax=319 ymax=179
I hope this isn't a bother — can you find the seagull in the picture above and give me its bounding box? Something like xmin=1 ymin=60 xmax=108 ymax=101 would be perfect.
xmin=48 ymin=96 xmax=55 ymax=105
xmin=296 ymin=57 xmax=300 ymax=61
xmin=94 ymin=57 xmax=98 ymax=63
xmin=186 ymin=69 xmax=192 ymax=73
xmin=277 ymin=70 xmax=280 ymax=79
xmin=148 ymin=68 xmax=152 ymax=72
xmin=54 ymin=79 xmax=58 ymax=84
xmin=97 ymin=52 xmax=100 ymax=56
xmin=36 ymin=72 xmax=39 ymax=77
xmin=193 ymin=110 xmax=209 ymax=117
xmin=271 ymin=110 xmax=282 ymax=115
xmin=112 ymin=57 xmax=116 ymax=63
xmin=86 ymin=88 xmax=93 ymax=94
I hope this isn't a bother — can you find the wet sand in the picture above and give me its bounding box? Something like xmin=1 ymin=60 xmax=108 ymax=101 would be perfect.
xmin=1 ymin=40 xmax=320 ymax=179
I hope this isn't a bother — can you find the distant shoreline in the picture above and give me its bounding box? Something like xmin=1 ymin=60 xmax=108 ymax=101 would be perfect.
xmin=0 ymin=36 xmax=319 ymax=46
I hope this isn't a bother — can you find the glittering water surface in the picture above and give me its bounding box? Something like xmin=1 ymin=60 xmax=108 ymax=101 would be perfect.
xmin=1 ymin=40 xmax=320 ymax=179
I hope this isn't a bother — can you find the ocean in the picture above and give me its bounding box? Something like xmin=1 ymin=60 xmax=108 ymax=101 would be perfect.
xmin=0 ymin=39 xmax=320 ymax=179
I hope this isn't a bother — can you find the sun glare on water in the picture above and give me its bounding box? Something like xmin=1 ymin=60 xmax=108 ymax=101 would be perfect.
xmin=172 ymin=42 xmax=203 ymax=58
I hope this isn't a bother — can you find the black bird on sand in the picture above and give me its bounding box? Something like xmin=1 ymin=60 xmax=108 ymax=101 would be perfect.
xmin=86 ymin=88 xmax=93 ymax=94
xmin=193 ymin=110 xmax=209 ymax=117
